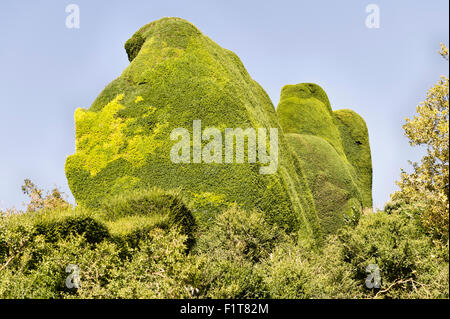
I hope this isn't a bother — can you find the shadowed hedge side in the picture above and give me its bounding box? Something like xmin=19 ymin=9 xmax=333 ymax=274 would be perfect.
xmin=285 ymin=133 xmax=362 ymax=234
xmin=100 ymin=188 xmax=197 ymax=249
xmin=334 ymin=109 xmax=373 ymax=208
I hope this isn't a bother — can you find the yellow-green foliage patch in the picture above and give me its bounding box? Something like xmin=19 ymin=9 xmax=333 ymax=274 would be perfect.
xmin=72 ymin=93 xmax=167 ymax=176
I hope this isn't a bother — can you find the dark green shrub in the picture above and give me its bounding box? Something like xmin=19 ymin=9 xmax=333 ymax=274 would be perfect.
xmin=124 ymin=32 xmax=145 ymax=62
xmin=326 ymin=211 xmax=449 ymax=298
xmin=195 ymin=206 xmax=285 ymax=263
xmin=192 ymin=207 xmax=286 ymax=298
xmin=384 ymin=200 xmax=404 ymax=214
xmin=100 ymin=188 xmax=196 ymax=249
xmin=34 ymin=216 xmax=109 ymax=244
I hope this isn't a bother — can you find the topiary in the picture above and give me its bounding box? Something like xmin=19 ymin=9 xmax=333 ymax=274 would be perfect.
xmin=101 ymin=187 xmax=197 ymax=250
xmin=65 ymin=17 xmax=321 ymax=238
xmin=277 ymin=83 xmax=372 ymax=234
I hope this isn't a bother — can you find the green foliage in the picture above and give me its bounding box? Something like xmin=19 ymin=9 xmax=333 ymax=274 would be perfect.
xmin=334 ymin=109 xmax=373 ymax=208
xmin=75 ymin=229 xmax=204 ymax=299
xmin=392 ymin=44 xmax=449 ymax=241
xmin=384 ymin=200 xmax=404 ymax=214
xmin=124 ymin=33 xmax=145 ymax=62
xmin=34 ymin=214 xmax=109 ymax=245
xmin=0 ymin=208 xmax=201 ymax=298
xmin=330 ymin=211 xmax=448 ymax=298
xmin=277 ymin=83 xmax=372 ymax=234
xmin=21 ymin=179 xmax=70 ymax=213
xmin=0 ymin=207 xmax=109 ymax=245
xmin=261 ymin=211 xmax=448 ymax=299
xmin=65 ymin=17 xmax=320 ymax=237
xmin=285 ymin=133 xmax=362 ymax=234
xmin=195 ymin=206 xmax=285 ymax=263
xmin=343 ymin=204 xmax=362 ymax=227
xmin=0 ymin=216 xmax=204 ymax=299
xmin=193 ymin=207 xmax=284 ymax=298
xmin=106 ymin=214 xmax=169 ymax=254
xmin=0 ymin=184 xmax=202 ymax=298
xmin=0 ymin=204 xmax=447 ymax=298
xmin=262 ymin=244 xmax=311 ymax=298
xmin=199 ymin=257 xmax=268 ymax=298
xmin=100 ymin=187 xmax=196 ymax=249
xmin=278 ymin=83 xmax=344 ymax=154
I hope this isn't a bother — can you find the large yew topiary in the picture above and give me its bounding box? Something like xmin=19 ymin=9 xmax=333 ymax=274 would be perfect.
xmin=65 ymin=17 xmax=320 ymax=236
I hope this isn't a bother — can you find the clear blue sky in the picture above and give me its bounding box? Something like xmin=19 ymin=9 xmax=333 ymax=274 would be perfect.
xmin=0 ymin=0 xmax=448 ymax=210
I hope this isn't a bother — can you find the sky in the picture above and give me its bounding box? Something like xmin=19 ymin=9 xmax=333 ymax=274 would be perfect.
xmin=0 ymin=0 xmax=448 ymax=210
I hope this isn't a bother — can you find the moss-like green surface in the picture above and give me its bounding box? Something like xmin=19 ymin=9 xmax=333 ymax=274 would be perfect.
xmin=285 ymin=133 xmax=362 ymax=234
xmin=277 ymin=83 xmax=372 ymax=234
xmin=334 ymin=109 xmax=373 ymax=208
xmin=65 ymin=17 xmax=320 ymax=236
xmin=278 ymin=83 xmax=345 ymax=155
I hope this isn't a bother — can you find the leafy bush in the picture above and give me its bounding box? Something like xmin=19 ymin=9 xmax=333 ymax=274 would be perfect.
xmin=2 ymin=207 xmax=109 ymax=244
xmin=21 ymin=179 xmax=70 ymax=213
xmin=384 ymin=200 xmax=404 ymax=214
xmin=200 ymin=256 xmax=268 ymax=298
xmin=0 ymin=197 xmax=447 ymax=299
xmin=261 ymin=243 xmax=312 ymax=298
xmin=0 ymin=226 xmax=204 ymax=298
xmin=0 ymin=234 xmax=123 ymax=298
xmin=259 ymin=210 xmax=448 ymax=299
xmin=392 ymin=44 xmax=449 ymax=241
xmin=315 ymin=211 xmax=448 ymax=298
xmin=34 ymin=215 xmax=109 ymax=245
xmin=124 ymin=32 xmax=145 ymax=62
xmin=195 ymin=206 xmax=285 ymax=263
xmin=100 ymin=229 xmax=204 ymax=299
xmin=100 ymin=188 xmax=196 ymax=249
xmin=191 ymin=207 xmax=286 ymax=298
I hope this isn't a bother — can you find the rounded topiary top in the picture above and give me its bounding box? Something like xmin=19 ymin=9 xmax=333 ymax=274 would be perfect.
xmin=277 ymin=83 xmax=345 ymax=156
